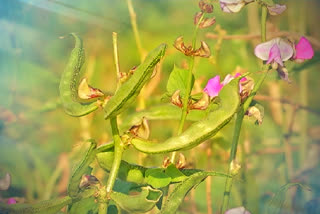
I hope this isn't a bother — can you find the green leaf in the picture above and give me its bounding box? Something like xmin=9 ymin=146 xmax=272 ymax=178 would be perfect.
xmin=104 ymin=44 xmax=167 ymax=119
xmin=68 ymin=140 xmax=97 ymax=198
xmin=160 ymin=171 xmax=231 ymax=214
xmin=69 ymin=197 xmax=98 ymax=214
xmin=166 ymin=65 xmax=194 ymax=98
xmin=260 ymin=0 xmax=274 ymax=6
xmin=165 ymin=164 xmax=187 ymax=182
xmin=145 ymin=169 xmax=171 ymax=188
xmin=110 ymin=186 xmax=162 ymax=213
xmin=0 ymin=189 xmax=95 ymax=214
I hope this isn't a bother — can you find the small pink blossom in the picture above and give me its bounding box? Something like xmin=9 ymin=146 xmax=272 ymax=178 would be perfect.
xmin=7 ymin=198 xmax=16 ymax=205
xmin=219 ymin=0 xmax=253 ymax=13
xmin=225 ymin=206 xmax=251 ymax=214
xmin=203 ymin=75 xmax=224 ymax=98
xmin=204 ymin=73 xmax=246 ymax=98
xmin=294 ymin=36 xmax=314 ymax=61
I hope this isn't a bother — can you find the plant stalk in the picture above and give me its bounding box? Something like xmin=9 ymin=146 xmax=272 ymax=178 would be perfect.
xmin=170 ymin=13 xmax=204 ymax=163
xmin=220 ymin=5 xmax=268 ymax=213
xmin=104 ymin=116 xmax=124 ymax=213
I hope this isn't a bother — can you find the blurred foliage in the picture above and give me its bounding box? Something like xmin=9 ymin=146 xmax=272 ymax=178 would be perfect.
xmin=0 ymin=0 xmax=320 ymax=213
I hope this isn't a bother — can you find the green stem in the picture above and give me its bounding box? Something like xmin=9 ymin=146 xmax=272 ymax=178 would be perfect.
xmin=220 ymin=5 xmax=268 ymax=213
xmin=261 ymin=6 xmax=267 ymax=42
xmin=170 ymin=14 xmax=204 ymax=163
xmin=104 ymin=116 xmax=124 ymax=213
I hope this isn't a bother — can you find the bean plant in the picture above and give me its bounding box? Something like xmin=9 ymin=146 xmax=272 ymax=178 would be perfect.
xmin=0 ymin=0 xmax=317 ymax=214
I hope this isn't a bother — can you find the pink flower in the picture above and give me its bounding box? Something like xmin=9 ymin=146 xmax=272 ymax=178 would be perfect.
xmin=203 ymin=75 xmax=224 ymax=98
xmin=219 ymin=0 xmax=254 ymax=13
xmin=204 ymin=73 xmax=246 ymax=98
xmin=267 ymin=4 xmax=286 ymax=16
xmin=7 ymin=198 xmax=16 ymax=205
xmin=255 ymin=38 xmax=293 ymax=66
xmin=294 ymin=36 xmax=314 ymax=62
xmin=225 ymin=206 xmax=251 ymax=214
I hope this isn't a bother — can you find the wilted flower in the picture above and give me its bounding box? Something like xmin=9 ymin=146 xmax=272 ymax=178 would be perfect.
xmin=199 ymin=0 xmax=213 ymax=13
xmin=174 ymin=36 xmax=211 ymax=58
xmin=78 ymin=78 xmax=104 ymax=100
xmin=219 ymin=0 xmax=254 ymax=13
xmin=194 ymin=12 xmax=216 ymax=29
xmin=267 ymin=4 xmax=287 ymax=16
xmin=225 ymin=206 xmax=251 ymax=214
xmin=293 ymin=36 xmax=314 ymax=62
xmin=190 ymin=92 xmax=210 ymax=110
xmin=171 ymin=90 xmax=183 ymax=107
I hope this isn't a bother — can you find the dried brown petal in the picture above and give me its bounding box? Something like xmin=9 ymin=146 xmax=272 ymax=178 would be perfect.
xmin=129 ymin=117 xmax=150 ymax=139
xmin=194 ymin=12 xmax=203 ymax=25
xmin=171 ymin=90 xmax=183 ymax=107
xmin=246 ymin=106 xmax=264 ymax=125
xmin=199 ymin=0 xmax=214 ymax=13
xmin=176 ymin=153 xmax=187 ymax=169
xmin=78 ymin=78 xmax=104 ymax=100
xmin=79 ymin=174 xmax=99 ymax=189
xmin=190 ymin=92 xmax=210 ymax=110
xmin=193 ymin=41 xmax=211 ymax=58
xmin=162 ymin=157 xmax=171 ymax=168
xmin=199 ymin=17 xmax=216 ymax=29
xmin=240 ymin=76 xmax=254 ymax=100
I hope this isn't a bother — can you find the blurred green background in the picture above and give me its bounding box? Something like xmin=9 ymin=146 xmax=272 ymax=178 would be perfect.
xmin=0 ymin=0 xmax=320 ymax=213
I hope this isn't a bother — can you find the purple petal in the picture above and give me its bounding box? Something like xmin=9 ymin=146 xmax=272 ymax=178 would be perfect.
xmin=7 ymin=198 xmax=16 ymax=205
xmin=266 ymin=44 xmax=283 ymax=66
xmin=204 ymin=75 xmax=224 ymax=98
xmin=219 ymin=0 xmax=253 ymax=13
xmin=225 ymin=206 xmax=251 ymax=214
xmin=267 ymin=4 xmax=286 ymax=16
xmin=255 ymin=38 xmax=293 ymax=63
xmin=255 ymin=39 xmax=277 ymax=60
xmin=294 ymin=37 xmax=314 ymax=60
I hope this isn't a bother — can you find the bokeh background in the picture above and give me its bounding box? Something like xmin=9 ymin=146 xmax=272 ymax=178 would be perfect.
xmin=0 ymin=0 xmax=320 ymax=213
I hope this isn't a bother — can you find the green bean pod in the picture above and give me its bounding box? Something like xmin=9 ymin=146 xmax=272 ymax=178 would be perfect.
xmin=104 ymin=44 xmax=167 ymax=119
xmin=59 ymin=33 xmax=99 ymax=117
xmin=131 ymin=79 xmax=240 ymax=154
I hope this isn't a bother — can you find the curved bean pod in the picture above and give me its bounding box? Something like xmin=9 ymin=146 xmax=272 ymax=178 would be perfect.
xmin=104 ymin=43 xmax=167 ymax=119
xmin=131 ymin=79 xmax=240 ymax=154
xmin=59 ymin=33 xmax=99 ymax=117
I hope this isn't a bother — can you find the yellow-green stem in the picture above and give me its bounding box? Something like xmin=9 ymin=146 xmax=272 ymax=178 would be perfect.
xmin=104 ymin=117 xmax=124 ymax=213
xmin=170 ymin=14 xmax=204 ymax=163
xmin=220 ymin=5 xmax=268 ymax=213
